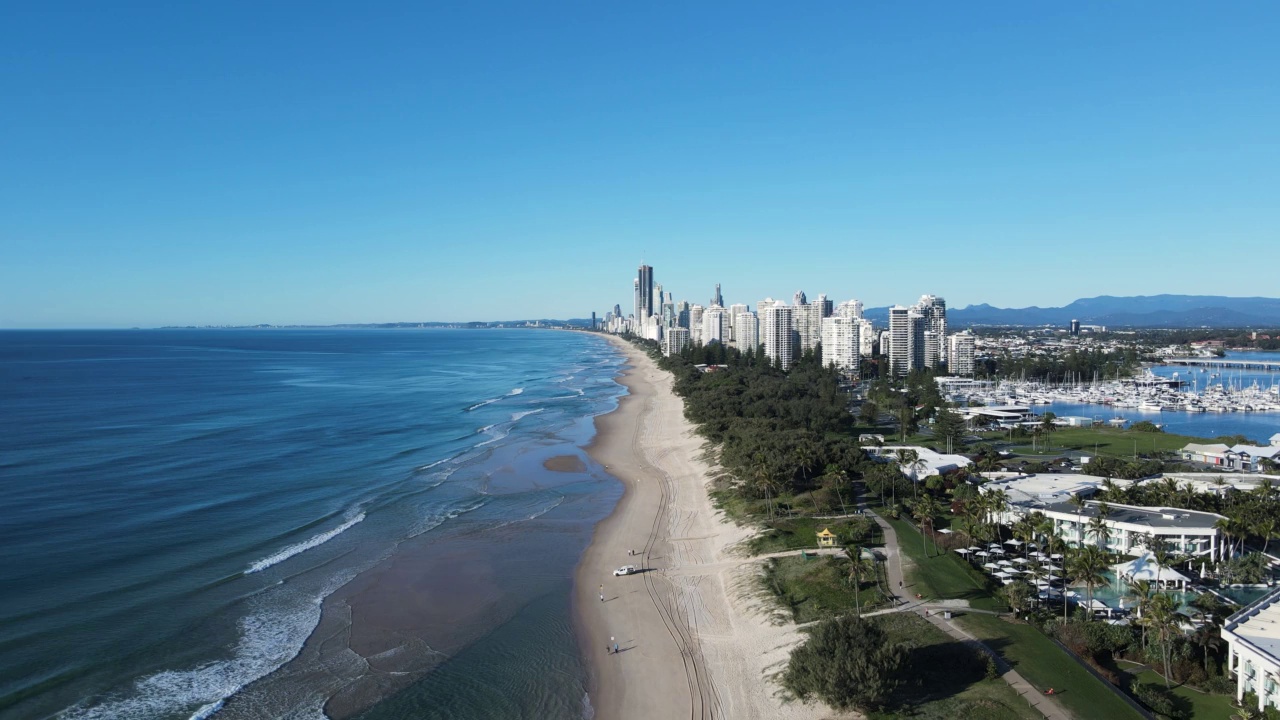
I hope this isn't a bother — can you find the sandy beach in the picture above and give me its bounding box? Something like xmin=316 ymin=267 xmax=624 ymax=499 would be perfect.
xmin=576 ymin=335 xmax=842 ymax=720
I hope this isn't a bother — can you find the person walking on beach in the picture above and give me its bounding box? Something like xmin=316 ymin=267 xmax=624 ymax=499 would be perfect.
xmin=599 ymin=584 xmax=604 ymax=602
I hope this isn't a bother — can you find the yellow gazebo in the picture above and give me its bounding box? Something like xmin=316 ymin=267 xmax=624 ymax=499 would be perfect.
xmin=816 ymin=528 xmax=837 ymax=548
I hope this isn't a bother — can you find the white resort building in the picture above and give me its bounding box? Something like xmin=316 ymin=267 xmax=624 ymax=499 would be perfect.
xmin=981 ymin=475 xmax=1227 ymax=559
xmin=1223 ymin=588 xmax=1280 ymax=711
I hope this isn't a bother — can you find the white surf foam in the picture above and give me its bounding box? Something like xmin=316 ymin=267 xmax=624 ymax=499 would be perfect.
xmin=415 ymin=457 xmax=451 ymax=471
xmin=245 ymin=512 xmax=365 ymax=575
xmin=465 ymin=397 xmax=501 ymax=412
xmin=510 ymin=408 xmax=544 ymax=422
xmin=60 ymin=581 xmax=342 ymax=720
xmin=507 ymin=387 xmax=524 ymax=396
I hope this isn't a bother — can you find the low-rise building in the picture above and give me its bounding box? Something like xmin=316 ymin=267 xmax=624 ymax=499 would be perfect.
xmin=1223 ymin=588 xmax=1280 ymax=712
xmin=1036 ymin=500 xmax=1225 ymax=559
xmin=867 ymin=446 xmax=972 ymax=480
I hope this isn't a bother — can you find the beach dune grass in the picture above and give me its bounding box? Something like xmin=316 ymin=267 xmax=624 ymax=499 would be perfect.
xmin=865 ymin=613 xmax=1041 ymax=720
xmin=956 ymin=614 xmax=1144 ymax=720
xmin=747 ymin=516 xmax=881 ymax=555
xmin=762 ymin=555 xmax=886 ymax=623
xmin=886 ymin=516 xmax=1006 ymax=612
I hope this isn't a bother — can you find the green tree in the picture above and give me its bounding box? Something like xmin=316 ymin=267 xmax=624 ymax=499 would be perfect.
xmin=1141 ymin=593 xmax=1180 ymax=688
xmin=932 ymin=406 xmax=967 ymax=453
xmin=1068 ymin=546 xmax=1108 ymax=621
xmin=844 ymin=547 xmax=875 ymax=618
xmin=783 ymin=616 xmax=906 ymax=711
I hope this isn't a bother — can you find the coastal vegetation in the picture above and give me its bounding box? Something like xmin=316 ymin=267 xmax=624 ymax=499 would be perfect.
xmin=785 ymin=614 xmax=1038 ymax=719
xmin=762 ymin=552 xmax=887 ymax=623
xmin=654 ymin=342 xmax=876 ymax=518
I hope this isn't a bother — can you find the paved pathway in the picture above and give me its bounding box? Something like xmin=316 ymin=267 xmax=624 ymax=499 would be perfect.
xmin=866 ymin=510 xmax=1073 ymax=720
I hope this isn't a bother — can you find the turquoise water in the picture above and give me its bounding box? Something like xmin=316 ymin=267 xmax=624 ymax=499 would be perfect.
xmin=0 ymin=329 xmax=624 ymax=719
xmin=1088 ymin=571 xmax=1272 ymax=612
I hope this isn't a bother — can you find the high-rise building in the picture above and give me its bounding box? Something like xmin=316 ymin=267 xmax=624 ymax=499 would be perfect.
xmin=761 ymin=304 xmax=795 ymax=370
xmin=924 ymin=330 xmax=940 ymax=370
xmin=712 ymin=283 xmax=723 ymax=308
xmin=889 ymin=306 xmax=925 ymax=377
xmin=637 ymin=264 xmax=654 ymax=318
xmin=728 ymin=303 xmax=749 ymax=343
xmin=733 ymin=311 xmax=758 ymax=352
xmin=836 ymin=299 xmax=863 ymax=319
xmin=703 ymin=305 xmax=728 ymax=345
xmin=664 ymin=327 xmax=690 ymax=357
xmin=688 ymin=304 xmax=705 ymax=345
xmin=676 ymin=301 xmax=690 ymax=329
xmin=821 ymin=316 xmax=860 ymax=376
xmin=633 ymin=279 xmax=641 ymax=320
xmin=1070 ymin=319 xmax=1080 ymax=336
xmin=948 ymin=331 xmax=976 ymax=376
xmin=914 ymin=295 xmax=947 ymax=361
xmin=858 ymin=319 xmax=875 ymax=357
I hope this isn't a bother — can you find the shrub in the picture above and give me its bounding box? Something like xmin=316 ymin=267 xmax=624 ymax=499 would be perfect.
xmin=783 ymin=616 xmax=906 ymax=711
xmin=1131 ymin=682 xmax=1184 ymax=719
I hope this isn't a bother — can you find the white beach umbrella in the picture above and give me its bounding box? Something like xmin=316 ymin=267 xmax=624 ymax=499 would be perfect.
xmin=983 ymin=562 xmax=1000 ymax=569
xmin=990 ymin=547 xmax=1006 ymax=555
xmin=1005 ymin=539 xmax=1023 ymax=546
xmin=956 ymin=548 xmax=972 ymax=555
xmin=975 ymin=550 xmax=990 ymax=557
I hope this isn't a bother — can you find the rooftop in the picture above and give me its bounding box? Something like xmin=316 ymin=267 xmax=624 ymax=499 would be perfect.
xmin=1039 ymin=500 xmax=1225 ymax=531
xmin=1223 ymin=588 xmax=1280 ymax=667
xmin=979 ymin=473 xmax=1120 ymax=507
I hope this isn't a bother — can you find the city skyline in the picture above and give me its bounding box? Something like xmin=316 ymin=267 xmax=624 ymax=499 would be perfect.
xmin=3 ymin=3 xmax=1280 ymax=328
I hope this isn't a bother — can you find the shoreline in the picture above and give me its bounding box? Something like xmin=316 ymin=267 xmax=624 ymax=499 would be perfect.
xmin=574 ymin=335 xmax=839 ymax=720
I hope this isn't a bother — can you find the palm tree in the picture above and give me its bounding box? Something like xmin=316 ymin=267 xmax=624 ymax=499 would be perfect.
xmin=823 ymin=463 xmax=850 ymax=515
xmin=1068 ymin=493 xmax=1087 ymax=547
xmin=913 ymin=496 xmax=940 ymax=557
xmin=1190 ymin=592 xmax=1226 ymax=675
xmin=1088 ymin=514 xmax=1112 ymax=552
xmin=1257 ymin=517 xmax=1278 ymax=554
xmin=1068 ymin=546 xmax=1108 ymax=621
xmin=1130 ymin=578 xmax=1154 ymax=650
xmin=845 ymin=547 xmax=875 ymax=618
xmin=1214 ymin=517 xmax=1235 ymax=562
xmin=1142 ymin=593 xmax=1180 ymax=688
xmin=896 ymin=449 xmax=921 ymax=499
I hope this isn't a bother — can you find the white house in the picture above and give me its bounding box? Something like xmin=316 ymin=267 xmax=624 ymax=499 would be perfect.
xmin=1223 ymin=588 xmax=1280 ymax=712
xmin=867 ymin=446 xmax=973 ymax=480
xmin=995 ymin=497 xmax=1225 ymax=559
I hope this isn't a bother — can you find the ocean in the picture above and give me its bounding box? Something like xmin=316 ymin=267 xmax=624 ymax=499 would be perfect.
xmin=0 ymin=329 xmax=625 ymax=719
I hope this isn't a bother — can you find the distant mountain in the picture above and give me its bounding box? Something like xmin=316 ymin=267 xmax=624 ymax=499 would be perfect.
xmin=864 ymin=295 xmax=1280 ymax=328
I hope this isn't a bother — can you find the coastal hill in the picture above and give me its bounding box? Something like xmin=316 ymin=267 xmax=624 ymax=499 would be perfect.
xmin=865 ymin=295 xmax=1280 ymax=328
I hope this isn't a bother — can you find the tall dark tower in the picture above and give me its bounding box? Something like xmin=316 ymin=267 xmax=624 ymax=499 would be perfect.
xmin=637 ymin=264 xmax=654 ymax=317
xmin=712 ymin=283 xmax=722 ymax=307
xmin=1070 ymin=319 xmax=1080 ymax=336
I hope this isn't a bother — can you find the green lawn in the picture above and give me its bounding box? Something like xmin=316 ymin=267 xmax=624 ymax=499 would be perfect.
xmin=957 ymin=614 xmax=1144 ymax=720
xmin=886 ymin=516 xmax=1006 ymax=612
xmin=1125 ymin=668 xmax=1237 ymax=719
xmin=762 ymin=555 xmax=887 ymax=623
xmin=995 ymin=426 xmax=1204 ymax=459
xmin=747 ymin=516 xmax=882 ymax=555
xmin=866 ymin=613 xmax=1040 ymax=720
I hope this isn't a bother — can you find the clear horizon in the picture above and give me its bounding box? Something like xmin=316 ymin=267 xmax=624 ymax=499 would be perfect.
xmin=3 ymin=3 xmax=1278 ymax=328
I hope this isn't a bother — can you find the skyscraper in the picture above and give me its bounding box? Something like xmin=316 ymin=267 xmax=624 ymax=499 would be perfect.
xmin=761 ymin=304 xmax=795 ymax=370
xmin=821 ymin=315 xmax=860 ymax=376
xmin=634 ymin=264 xmax=655 ymax=319
xmin=702 ymin=305 xmax=728 ymax=344
xmin=688 ymin=304 xmax=705 ymax=345
xmin=914 ymin=295 xmax=947 ymax=361
xmin=1070 ymin=319 xmax=1080 ymax=336
xmin=712 ymin=283 xmax=723 ymax=307
xmin=858 ymin=319 xmax=875 ymax=357
xmin=888 ymin=306 xmax=925 ymax=377
xmin=733 ymin=311 xmax=758 ymax=352
xmin=924 ymin=330 xmax=940 ymax=370
xmin=948 ymin=332 xmax=976 ymax=375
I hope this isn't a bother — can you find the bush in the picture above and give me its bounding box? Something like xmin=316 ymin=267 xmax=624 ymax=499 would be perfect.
xmin=1130 ymin=420 xmax=1164 ymax=433
xmin=1131 ymin=682 xmax=1185 ymax=719
xmin=783 ymin=616 xmax=906 ymax=711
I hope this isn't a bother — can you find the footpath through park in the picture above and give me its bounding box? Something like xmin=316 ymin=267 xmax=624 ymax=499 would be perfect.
xmin=866 ymin=510 xmax=1073 ymax=720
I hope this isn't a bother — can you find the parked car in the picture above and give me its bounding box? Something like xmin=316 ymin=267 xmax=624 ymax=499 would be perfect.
xmin=613 ymin=565 xmax=637 ymax=576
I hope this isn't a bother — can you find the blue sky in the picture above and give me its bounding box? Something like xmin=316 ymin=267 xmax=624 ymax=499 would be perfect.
xmin=2 ymin=2 xmax=1277 ymax=327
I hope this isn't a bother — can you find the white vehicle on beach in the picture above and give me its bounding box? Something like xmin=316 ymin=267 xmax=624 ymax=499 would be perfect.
xmin=613 ymin=565 xmax=637 ymax=576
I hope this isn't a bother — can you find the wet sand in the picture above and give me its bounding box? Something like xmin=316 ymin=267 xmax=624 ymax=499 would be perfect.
xmin=576 ymin=336 xmax=839 ymax=720
xmin=544 ymin=454 xmax=587 ymax=473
